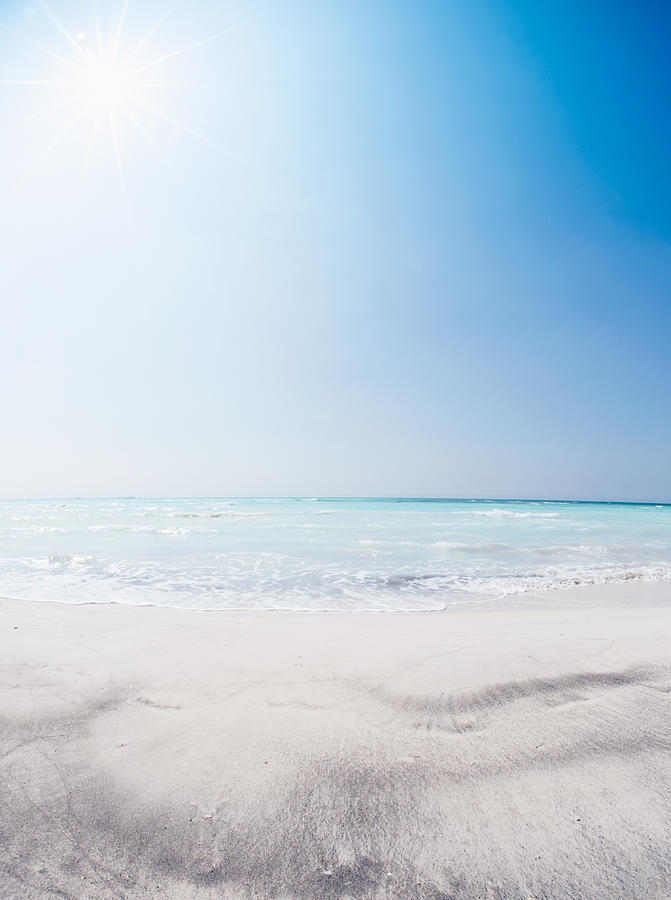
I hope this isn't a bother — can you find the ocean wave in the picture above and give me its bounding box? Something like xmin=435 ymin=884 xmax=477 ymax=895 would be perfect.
xmin=358 ymin=540 xmax=421 ymax=548
xmin=495 ymin=565 xmax=671 ymax=596
xmin=0 ymin=498 xmax=670 ymax=612
xmin=88 ymin=525 xmax=201 ymax=535
xmin=431 ymin=541 xmax=513 ymax=554
xmin=2 ymin=553 xmax=671 ymax=612
xmin=472 ymin=509 xmax=560 ymax=519
xmin=0 ymin=525 xmax=69 ymax=535
xmin=164 ymin=511 xmax=267 ymax=519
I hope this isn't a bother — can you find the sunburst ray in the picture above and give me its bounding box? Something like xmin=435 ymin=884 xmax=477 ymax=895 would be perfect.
xmin=0 ymin=23 xmax=81 ymax=71
xmin=125 ymin=0 xmax=183 ymax=61
xmin=137 ymin=82 xmax=204 ymax=88
xmin=136 ymin=9 xmax=258 ymax=73
xmin=112 ymin=0 xmax=130 ymax=56
xmin=27 ymin=110 xmax=85 ymax=176
xmin=124 ymin=104 xmax=161 ymax=153
xmin=0 ymin=79 xmax=78 ymax=86
xmin=82 ymin=112 xmax=103 ymax=176
xmin=22 ymin=94 xmax=77 ymax=123
xmin=132 ymin=97 xmax=218 ymax=148
xmin=109 ymin=110 xmax=126 ymax=193
xmin=136 ymin=32 xmax=222 ymax=74
xmin=92 ymin=0 xmax=104 ymax=52
xmin=38 ymin=0 xmax=86 ymax=56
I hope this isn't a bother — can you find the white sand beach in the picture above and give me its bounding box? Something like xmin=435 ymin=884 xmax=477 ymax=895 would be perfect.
xmin=2 ymin=584 xmax=671 ymax=899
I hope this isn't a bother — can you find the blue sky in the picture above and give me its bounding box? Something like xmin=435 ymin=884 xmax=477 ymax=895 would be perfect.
xmin=0 ymin=0 xmax=669 ymax=499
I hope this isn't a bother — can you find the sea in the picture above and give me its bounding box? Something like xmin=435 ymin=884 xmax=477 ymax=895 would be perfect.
xmin=0 ymin=497 xmax=670 ymax=611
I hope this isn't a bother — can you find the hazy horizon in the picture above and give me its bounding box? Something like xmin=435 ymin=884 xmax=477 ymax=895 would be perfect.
xmin=2 ymin=494 xmax=670 ymax=505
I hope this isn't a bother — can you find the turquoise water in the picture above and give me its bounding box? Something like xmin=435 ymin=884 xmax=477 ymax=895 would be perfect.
xmin=0 ymin=498 xmax=670 ymax=610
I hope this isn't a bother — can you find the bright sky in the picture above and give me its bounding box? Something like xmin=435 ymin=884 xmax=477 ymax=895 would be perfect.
xmin=1 ymin=0 xmax=670 ymax=500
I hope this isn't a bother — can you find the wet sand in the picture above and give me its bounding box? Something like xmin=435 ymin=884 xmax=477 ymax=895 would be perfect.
xmin=2 ymin=584 xmax=671 ymax=899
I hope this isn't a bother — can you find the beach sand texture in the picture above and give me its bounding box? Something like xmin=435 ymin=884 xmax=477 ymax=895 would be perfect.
xmin=2 ymin=585 xmax=671 ymax=899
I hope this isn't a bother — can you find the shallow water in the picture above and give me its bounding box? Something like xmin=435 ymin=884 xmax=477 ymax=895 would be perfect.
xmin=0 ymin=497 xmax=670 ymax=610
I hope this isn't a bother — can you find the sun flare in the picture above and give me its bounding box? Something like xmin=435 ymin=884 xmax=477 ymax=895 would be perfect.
xmin=1 ymin=0 xmax=220 ymax=187
xmin=77 ymin=49 xmax=138 ymax=111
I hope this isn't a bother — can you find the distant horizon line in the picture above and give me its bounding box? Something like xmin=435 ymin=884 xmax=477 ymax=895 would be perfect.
xmin=2 ymin=496 xmax=670 ymax=506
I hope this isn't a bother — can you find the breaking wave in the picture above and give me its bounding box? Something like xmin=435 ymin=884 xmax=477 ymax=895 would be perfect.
xmin=472 ymin=509 xmax=561 ymax=519
xmin=0 ymin=497 xmax=669 ymax=611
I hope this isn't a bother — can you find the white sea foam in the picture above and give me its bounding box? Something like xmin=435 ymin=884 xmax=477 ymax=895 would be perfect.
xmin=359 ymin=540 xmax=421 ymax=547
xmin=431 ymin=541 xmax=513 ymax=553
xmin=88 ymin=524 xmax=204 ymax=535
xmin=472 ymin=509 xmax=561 ymax=519
xmin=0 ymin=498 xmax=669 ymax=611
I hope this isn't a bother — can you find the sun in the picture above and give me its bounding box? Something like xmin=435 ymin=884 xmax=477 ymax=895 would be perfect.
xmin=77 ymin=48 xmax=138 ymax=112
xmin=1 ymin=0 xmax=222 ymax=187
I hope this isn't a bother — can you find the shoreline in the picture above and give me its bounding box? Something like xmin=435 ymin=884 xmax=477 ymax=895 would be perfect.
xmin=3 ymin=583 xmax=671 ymax=898
xmin=3 ymin=577 xmax=671 ymax=615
